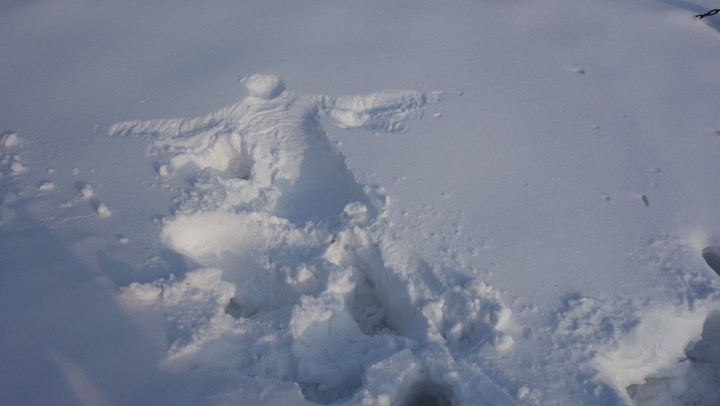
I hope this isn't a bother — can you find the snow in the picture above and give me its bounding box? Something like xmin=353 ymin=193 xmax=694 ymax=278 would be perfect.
xmin=245 ymin=74 xmax=285 ymax=99
xmin=80 ymin=184 xmax=93 ymax=198
xmin=39 ymin=181 xmax=55 ymax=191
xmin=10 ymin=161 xmax=25 ymax=174
xmin=96 ymin=203 xmax=111 ymax=217
xmin=3 ymin=0 xmax=720 ymax=405
xmin=1 ymin=132 xmax=19 ymax=147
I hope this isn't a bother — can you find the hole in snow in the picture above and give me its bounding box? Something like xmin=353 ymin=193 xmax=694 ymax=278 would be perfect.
xmin=351 ymin=274 xmax=393 ymax=336
xmin=224 ymin=298 xmax=241 ymax=319
xmin=702 ymin=246 xmax=720 ymax=276
xmin=299 ymin=378 xmax=362 ymax=405
xmin=626 ymin=311 xmax=720 ymax=405
xmin=401 ymin=380 xmax=452 ymax=406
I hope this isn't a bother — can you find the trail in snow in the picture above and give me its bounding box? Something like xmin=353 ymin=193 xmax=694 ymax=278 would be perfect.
xmin=116 ymin=75 xmax=514 ymax=405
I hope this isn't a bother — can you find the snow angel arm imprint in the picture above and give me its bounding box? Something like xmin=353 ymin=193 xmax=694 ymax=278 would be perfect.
xmin=109 ymin=110 xmax=223 ymax=138
xmin=314 ymin=90 xmax=426 ymax=133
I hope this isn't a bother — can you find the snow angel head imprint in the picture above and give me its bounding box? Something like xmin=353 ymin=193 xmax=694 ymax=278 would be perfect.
xmin=245 ymin=74 xmax=285 ymax=99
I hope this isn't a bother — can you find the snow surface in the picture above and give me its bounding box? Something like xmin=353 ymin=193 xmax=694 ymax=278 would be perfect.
xmin=3 ymin=0 xmax=720 ymax=405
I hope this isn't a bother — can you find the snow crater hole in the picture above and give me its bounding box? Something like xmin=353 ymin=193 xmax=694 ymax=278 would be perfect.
xmin=401 ymin=379 xmax=453 ymax=406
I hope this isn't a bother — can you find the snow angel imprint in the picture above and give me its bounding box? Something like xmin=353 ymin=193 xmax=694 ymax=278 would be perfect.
xmin=111 ymin=74 xmax=425 ymax=223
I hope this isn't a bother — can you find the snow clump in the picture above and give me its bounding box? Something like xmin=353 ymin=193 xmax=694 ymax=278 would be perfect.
xmin=1 ymin=132 xmax=19 ymax=147
xmin=97 ymin=203 xmax=111 ymax=217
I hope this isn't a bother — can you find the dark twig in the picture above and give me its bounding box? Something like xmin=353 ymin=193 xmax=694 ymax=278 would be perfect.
xmin=696 ymin=9 xmax=720 ymax=19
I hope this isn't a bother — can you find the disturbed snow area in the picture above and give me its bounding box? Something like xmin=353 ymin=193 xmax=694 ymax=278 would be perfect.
xmin=119 ymin=75 xmax=514 ymax=405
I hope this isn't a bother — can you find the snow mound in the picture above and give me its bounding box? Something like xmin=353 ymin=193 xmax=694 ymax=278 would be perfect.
xmin=118 ymin=76 xmax=512 ymax=405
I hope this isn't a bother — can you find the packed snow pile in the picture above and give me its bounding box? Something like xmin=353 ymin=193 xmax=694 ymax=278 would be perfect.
xmin=118 ymin=75 xmax=514 ymax=405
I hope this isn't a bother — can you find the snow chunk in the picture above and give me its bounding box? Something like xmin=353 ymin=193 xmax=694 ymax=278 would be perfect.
xmin=38 ymin=181 xmax=54 ymax=191
xmin=123 ymin=268 xmax=234 ymax=306
xmin=163 ymin=268 xmax=235 ymax=305
xmin=1 ymin=132 xmax=18 ymax=147
xmin=122 ymin=282 xmax=163 ymax=301
xmin=97 ymin=203 xmax=111 ymax=217
xmin=80 ymin=185 xmax=93 ymax=198
xmin=343 ymin=202 xmax=370 ymax=224
xmin=10 ymin=161 xmax=24 ymax=173
xmin=493 ymin=333 xmax=514 ymax=351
